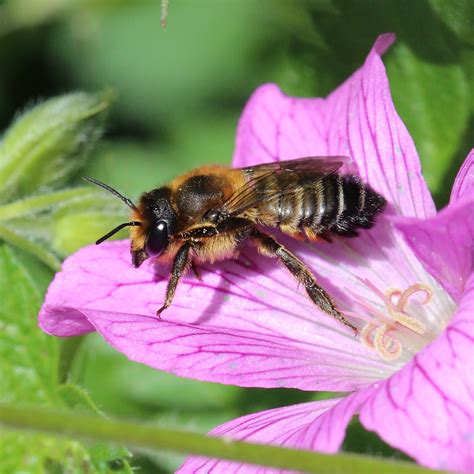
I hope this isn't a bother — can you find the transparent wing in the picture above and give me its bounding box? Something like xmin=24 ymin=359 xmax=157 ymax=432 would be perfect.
xmin=223 ymin=157 xmax=347 ymax=217
xmin=240 ymin=156 xmax=348 ymax=175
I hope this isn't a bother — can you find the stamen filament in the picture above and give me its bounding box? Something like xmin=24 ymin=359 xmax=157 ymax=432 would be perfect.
xmin=355 ymin=280 xmax=434 ymax=362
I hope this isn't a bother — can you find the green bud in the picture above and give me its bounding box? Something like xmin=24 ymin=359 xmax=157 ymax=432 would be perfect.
xmin=53 ymin=210 xmax=127 ymax=256
xmin=0 ymin=186 xmax=125 ymax=268
xmin=0 ymin=92 xmax=111 ymax=203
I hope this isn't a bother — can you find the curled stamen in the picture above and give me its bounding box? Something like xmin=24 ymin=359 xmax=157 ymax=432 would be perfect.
xmin=374 ymin=324 xmax=402 ymax=361
xmin=360 ymin=322 xmax=379 ymax=349
xmin=386 ymin=289 xmax=402 ymax=308
xmin=396 ymin=284 xmax=433 ymax=312
xmin=356 ymin=280 xmax=435 ymax=361
xmin=384 ymin=284 xmax=430 ymax=335
xmin=360 ymin=322 xmax=403 ymax=361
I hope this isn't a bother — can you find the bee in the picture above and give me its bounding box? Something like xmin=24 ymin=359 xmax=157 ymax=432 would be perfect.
xmin=85 ymin=157 xmax=386 ymax=334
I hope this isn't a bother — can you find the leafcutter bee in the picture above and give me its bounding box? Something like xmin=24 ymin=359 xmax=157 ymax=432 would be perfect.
xmin=85 ymin=157 xmax=386 ymax=334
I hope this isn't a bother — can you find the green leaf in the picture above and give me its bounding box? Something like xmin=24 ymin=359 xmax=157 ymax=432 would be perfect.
xmin=0 ymin=91 xmax=111 ymax=202
xmin=428 ymin=0 xmax=474 ymax=41
xmin=0 ymin=244 xmax=131 ymax=472
xmin=386 ymin=42 xmax=470 ymax=200
xmin=0 ymin=244 xmax=59 ymax=403
xmin=0 ymin=432 xmax=99 ymax=474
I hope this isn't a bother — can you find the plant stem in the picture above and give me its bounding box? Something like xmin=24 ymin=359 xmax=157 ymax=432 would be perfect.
xmin=0 ymin=223 xmax=61 ymax=270
xmin=0 ymin=188 xmax=96 ymax=220
xmin=58 ymin=336 xmax=85 ymax=384
xmin=0 ymin=403 xmax=448 ymax=474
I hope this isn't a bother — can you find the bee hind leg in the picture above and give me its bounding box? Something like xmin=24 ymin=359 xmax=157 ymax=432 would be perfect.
xmin=156 ymin=242 xmax=192 ymax=317
xmin=250 ymin=229 xmax=358 ymax=335
xmin=190 ymin=259 xmax=203 ymax=281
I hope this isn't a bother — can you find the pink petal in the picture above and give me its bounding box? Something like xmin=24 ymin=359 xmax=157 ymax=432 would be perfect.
xmin=233 ymin=83 xmax=328 ymax=166
xmin=177 ymin=397 xmax=344 ymax=474
xmin=451 ymin=149 xmax=474 ymax=203
xmin=178 ymin=388 xmax=378 ymax=473
xmin=393 ymin=196 xmax=474 ymax=303
xmin=233 ymin=34 xmax=435 ymax=219
xmin=179 ymin=273 xmax=474 ymax=474
xmin=359 ymin=272 xmax=474 ymax=473
xmin=39 ymin=241 xmax=393 ymax=392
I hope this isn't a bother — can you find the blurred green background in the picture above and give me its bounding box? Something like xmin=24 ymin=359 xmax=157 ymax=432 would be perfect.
xmin=0 ymin=0 xmax=472 ymax=472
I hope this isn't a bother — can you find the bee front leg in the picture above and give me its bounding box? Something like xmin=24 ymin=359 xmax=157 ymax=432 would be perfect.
xmin=250 ymin=229 xmax=358 ymax=335
xmin=156 ymin=242 xmax=192 ymax=317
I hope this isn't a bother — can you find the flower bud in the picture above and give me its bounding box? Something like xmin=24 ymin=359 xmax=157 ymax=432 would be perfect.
xmin=53 ymin=210 xmax=126 ymax=256
xmin=0 ymin=92 xmax=111 ymax=203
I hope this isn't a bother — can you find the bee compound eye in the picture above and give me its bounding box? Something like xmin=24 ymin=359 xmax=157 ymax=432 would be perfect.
xmin=145 ymin=220 xmax=169 ymax=257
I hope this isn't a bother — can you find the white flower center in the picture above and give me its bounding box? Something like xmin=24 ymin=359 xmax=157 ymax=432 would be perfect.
xmin=360 ymin=283 xmax=431 ymax=360
xmin=344 ymin=277 xmax=456 ymax=364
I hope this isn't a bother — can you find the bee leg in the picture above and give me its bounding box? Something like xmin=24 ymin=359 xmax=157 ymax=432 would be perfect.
xmin=190 ymin=260 xmax=202 ymax=281
xmin=250 ymin=229 xmax=358 ymax=335
xmin=156 ymin=242 xmax=192 ymax=317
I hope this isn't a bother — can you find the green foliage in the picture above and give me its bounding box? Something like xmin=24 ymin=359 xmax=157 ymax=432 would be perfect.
xmin=0 ymin=434 xmax=101 ymax=474
xmin=0 ymin=187 xmax=125 ymax=270
xmin=0 ymin=245 xmax=57 ymax=404
xmin=0 ymin=92 xmax=129 ymax=268
xmin=0 ymin=1 xmax=472 ymax=472
xmin=0 ymin=92 xmax=110 ymax=202
xmin=387 ymin=43 xmax=469 ymax=198
xmin=49 ymin=0 xmax=274 ymax=131
xmin=0 ymin=245 xmax=132 ymax=472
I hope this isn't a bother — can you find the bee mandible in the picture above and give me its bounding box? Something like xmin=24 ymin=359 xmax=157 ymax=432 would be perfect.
xmin=85 ymin=157 xmax=386 ymax=335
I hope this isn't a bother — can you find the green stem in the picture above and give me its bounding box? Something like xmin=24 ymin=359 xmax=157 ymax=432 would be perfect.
xmin=0 ymin=403 xmax=448 ymax=474
xmin=0 ymin=223 xmax=61 ymax=270
xmin=58 ymin=336 xmax=85 ymax=384
xmin=0 ymin=188 xmax=95 ymax=220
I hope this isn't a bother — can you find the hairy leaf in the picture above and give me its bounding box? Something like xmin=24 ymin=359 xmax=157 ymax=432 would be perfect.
xmin=0 ymin=244 xmax=131 ymax=472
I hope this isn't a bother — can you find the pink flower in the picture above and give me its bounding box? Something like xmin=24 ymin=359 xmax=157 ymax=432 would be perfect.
xmin=39 ymin=34 xmax=474 ymax=473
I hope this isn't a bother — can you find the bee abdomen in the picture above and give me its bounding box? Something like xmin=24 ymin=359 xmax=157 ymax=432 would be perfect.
xmin=297 ymin=175 xmax=385 ymax=237
xmin=333 ymin=175 xmax=386 ymax=236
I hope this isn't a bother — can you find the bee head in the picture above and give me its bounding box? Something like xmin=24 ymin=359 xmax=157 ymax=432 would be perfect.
xmin=130 ymin=187 xmax=177 ymax=267
xmin=84 ymin=178 xmax=177 ymax=268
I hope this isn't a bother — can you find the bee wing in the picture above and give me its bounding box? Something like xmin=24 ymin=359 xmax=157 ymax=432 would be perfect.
xmin=240 ymin=156 xmax=349 ymax=175
xmin=223 ymin=156 xmax=348 ymax=217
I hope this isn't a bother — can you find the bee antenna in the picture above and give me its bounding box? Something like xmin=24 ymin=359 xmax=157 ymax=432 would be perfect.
xmin=96 ymin=221 xmax=142 ymax=245
xmin=83 ymin=176 xmax=138 ymax=211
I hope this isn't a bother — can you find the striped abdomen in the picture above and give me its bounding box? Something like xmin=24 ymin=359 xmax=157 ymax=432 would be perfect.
xmin=256 ymin=173 xmax=386 ymax=239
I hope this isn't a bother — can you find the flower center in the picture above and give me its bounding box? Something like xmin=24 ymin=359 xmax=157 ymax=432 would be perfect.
xmin=360 ymin=283 xmax=432 ymax=361
xmin=345 ymin=278 xmax=451 ymax=363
